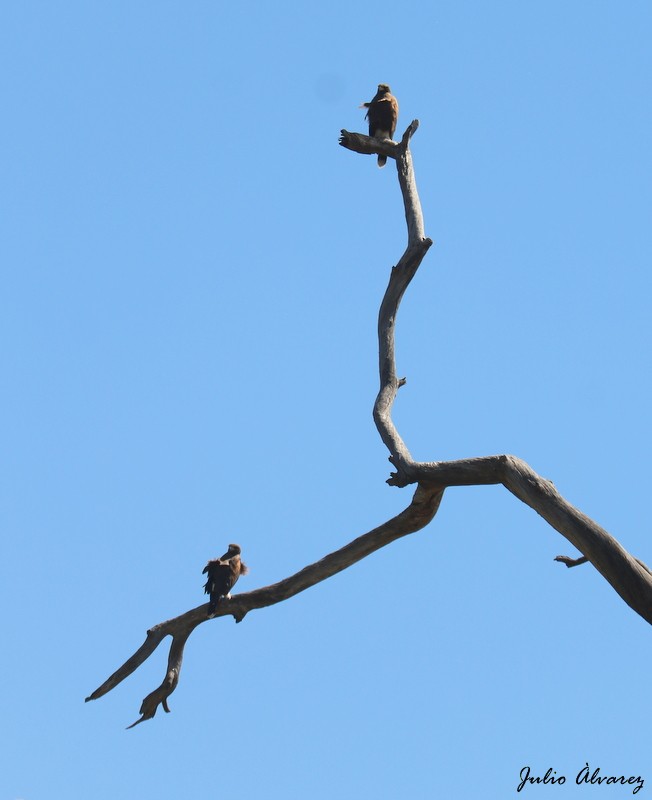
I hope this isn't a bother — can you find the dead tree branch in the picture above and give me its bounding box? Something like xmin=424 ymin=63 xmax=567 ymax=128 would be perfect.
xmin=87 ymin=116 xmax=652 ymax=728
xmin=338 ymin=129 xmax=399 ymax=161
xmin=86 ymin=485 xmax=443 ymax=727
xmin=342 ymin=121 xmax=652 ymax=626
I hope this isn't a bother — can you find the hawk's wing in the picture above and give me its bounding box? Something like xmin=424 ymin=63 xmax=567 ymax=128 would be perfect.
xmin=203 ymin=556 xmax=242 ymax=613
xmin=367 ymin=96 xmax=398 ymax=139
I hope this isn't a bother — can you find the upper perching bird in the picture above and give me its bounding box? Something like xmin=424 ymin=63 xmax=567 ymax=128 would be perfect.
xmin=203 ymin=543 xmax=248 ymax=615
xmin=361 ymin=83 xmax=399 ymax=168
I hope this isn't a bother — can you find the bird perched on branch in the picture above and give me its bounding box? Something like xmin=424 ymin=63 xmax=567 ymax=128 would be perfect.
xmin=203 ymin=543 xmax=248 ymax=615
xmin=361 ymin=83 xmax=399 ymax=168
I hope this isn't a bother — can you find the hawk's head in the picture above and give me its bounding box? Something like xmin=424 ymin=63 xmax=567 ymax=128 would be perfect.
xmin=377 ymin=83 xmax=391 ymax=93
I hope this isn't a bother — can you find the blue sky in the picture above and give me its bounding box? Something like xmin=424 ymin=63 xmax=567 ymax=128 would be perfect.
xmin=2 ymin=1 xmax=651 ymax=798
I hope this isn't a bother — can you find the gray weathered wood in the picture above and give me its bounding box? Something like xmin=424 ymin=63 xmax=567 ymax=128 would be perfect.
xmin=87 ymin=119 xmax=652 ymax=729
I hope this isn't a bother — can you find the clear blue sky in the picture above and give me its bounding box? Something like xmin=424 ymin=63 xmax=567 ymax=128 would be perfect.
xmin=2 ymin=1 xmax=651 ymax=798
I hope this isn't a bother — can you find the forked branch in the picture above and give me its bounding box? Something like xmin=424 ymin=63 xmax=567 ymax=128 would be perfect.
xmin=87 ymin=116 xmax=652 ymax=729
xmin=86 ymin=484 xmax=443 ymax=727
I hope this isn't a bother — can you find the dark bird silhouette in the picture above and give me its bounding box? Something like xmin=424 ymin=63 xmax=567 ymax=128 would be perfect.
xmin=361 ymin=83 xmax=399 ymax=167
xmin=203 ymin=543 xmax=248 ymax=615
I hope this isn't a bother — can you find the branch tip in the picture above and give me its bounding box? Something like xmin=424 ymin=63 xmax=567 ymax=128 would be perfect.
xmin=554 ymin=555 xmax=589 ymax=568
xmin=400 ymin=119 xmax=420 ymax=147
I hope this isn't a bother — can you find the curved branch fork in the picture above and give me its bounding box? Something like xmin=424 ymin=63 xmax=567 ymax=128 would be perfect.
xmin=86 ymin=486 xmax=444 ymax=728
xmin=89 ymin=115 xmax=652 ymax=730
xmin=340 ymin=120 xmax=652 ymax=628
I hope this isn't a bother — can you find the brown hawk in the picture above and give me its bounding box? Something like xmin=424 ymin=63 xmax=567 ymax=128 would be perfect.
xmin=361 ymin=83 xmax=399 ymax=168
xmin=203 ymin=543 xmax=248 ymax=615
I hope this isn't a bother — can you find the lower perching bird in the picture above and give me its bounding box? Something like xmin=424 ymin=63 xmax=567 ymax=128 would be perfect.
xmin=203 ymin=543 xmax=248 ymax=615
xmin=361 ymin=83 xmax=399 ymax=168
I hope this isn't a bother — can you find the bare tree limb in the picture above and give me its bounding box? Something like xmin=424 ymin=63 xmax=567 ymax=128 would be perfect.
xmin=363 ymin=121 xmax=434 ymax=487
xmin=411 ymin=456 xmax=652 ymax=624
xmin=86 ymin=485 xmax=443 ymax=727
xmin=342 ymin=122 xmax=652 ymax=626
xmin=338 ymin=129 xmax=399 ymax=161
xmin=87 ymin=116 xmax=652 ymax=728
xmin=346 ymin=122 xmax=652 ymax=628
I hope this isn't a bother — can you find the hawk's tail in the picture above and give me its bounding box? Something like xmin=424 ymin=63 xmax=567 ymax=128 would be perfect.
xmin=377 ymin=155 xmax=387 ymax=168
